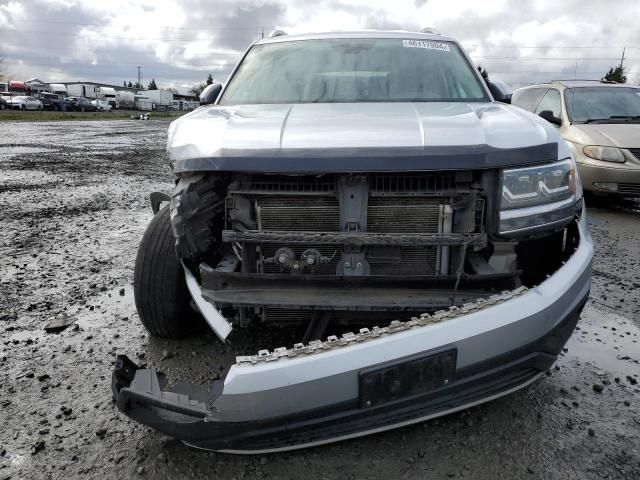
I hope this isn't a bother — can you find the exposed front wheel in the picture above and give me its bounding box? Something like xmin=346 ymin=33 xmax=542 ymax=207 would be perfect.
xmin=133 ymin=205 xmax=204 ymax=338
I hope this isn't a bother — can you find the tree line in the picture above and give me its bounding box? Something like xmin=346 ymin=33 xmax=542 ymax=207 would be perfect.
xmin=121 ymin=78 xmax=157 ymax=90
xmin=476 ymin=62 xmax=629 ymax=85
xmin=118 ymin=73 xmax=215 ymax=95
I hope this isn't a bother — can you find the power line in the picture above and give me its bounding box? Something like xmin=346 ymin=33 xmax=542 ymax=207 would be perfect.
xmin=8 ymin=58 xmax=239 ymax=68
xmin=1 ymin=19 xmax=275 ymax=31
xmin=471 ymin=56 xmax=635 ymax=61
xmin=490 ymin=71 xmax=607 ymax=74
xmin=465 ymin=44 xmax=640 ymax=49
xmin=10 ymin=57 xmax=236 ymax=71
xmin=0 ymin=27 xmax=263 ymax=42
xmin=2 ymin=20 xmax=640 ymax=50
xmin=4 ymin=27 xmax=640 ymax=52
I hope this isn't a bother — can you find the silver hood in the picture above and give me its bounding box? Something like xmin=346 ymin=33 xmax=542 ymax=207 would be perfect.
xmin=167 ymin=102 xmax=567 ymax=173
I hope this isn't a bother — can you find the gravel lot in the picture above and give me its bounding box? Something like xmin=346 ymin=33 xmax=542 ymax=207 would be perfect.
xmin=1 ymin=120 xmax=639 ymax=480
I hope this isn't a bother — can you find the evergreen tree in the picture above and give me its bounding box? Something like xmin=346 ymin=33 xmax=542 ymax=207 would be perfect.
xmin=128 ymin=81 xmax=133 ymax=88
xmin=148 ymin=78 xmax=158 ymax=90
xmin=603 ymin=65 xmax=627 ymax=83
xmin=477 ymin=65 xmax=490 ymax=85
xmin=123 ymin=80 xmax=127 ymax=87
xmin=206 ymin=73 xmax=213 ymax=85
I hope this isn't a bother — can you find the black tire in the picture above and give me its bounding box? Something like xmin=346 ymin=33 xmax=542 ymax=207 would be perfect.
xmin=21 ymin=105 xmax=26 ymax=111
xmin=172 ymin=174 xmax=226 ymax=261
xmin=134 ymin=205 xmax=203 ymax=338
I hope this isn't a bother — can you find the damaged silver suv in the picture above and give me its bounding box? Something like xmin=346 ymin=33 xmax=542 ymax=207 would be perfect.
xmin=112 ymin=30 xmax=593 ymax=453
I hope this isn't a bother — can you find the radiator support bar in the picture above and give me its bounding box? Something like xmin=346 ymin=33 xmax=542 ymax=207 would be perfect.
xmin=221 ymin=230 xmax=486 ymax=247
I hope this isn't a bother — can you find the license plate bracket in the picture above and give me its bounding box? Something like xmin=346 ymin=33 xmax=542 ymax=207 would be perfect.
xmin=359 ymin=348 xmax=457 ymax=408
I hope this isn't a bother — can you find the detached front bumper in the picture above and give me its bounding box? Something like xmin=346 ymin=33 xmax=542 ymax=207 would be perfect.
xmin=113 ymin=215 xmax=593 ymax=453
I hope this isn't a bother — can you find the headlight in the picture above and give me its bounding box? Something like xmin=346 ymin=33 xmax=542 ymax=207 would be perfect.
xmin=583 ymin=145 xmax=625 ymax=163
xmin=499 ymin=158 xmax=578 ymax=236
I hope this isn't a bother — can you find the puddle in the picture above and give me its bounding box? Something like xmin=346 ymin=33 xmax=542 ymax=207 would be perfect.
xmin=5 ymin=285 xmax=135 ymax=342
xmin=561 ymin=303 xmax=640 ymax=378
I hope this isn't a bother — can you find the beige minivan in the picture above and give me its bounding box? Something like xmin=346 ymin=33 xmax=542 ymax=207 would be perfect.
xmin=512 ymin=80 xmax=640 ymax=196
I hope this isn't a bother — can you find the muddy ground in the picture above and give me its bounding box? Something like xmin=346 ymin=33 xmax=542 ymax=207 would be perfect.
xmin=0 ymin=120 xmax=638 ymax=480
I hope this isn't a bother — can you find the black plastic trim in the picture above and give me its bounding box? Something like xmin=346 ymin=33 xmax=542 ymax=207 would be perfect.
xmin=172 ymin=143 xmax=559 ymax=174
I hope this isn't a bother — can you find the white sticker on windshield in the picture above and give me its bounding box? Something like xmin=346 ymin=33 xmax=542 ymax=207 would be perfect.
xmin=403 ymin=39 xmax=450 ymax=51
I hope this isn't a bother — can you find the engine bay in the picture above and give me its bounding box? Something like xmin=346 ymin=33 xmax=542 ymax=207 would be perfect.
xmin=171 ymin=171 xmax=577 ymax=335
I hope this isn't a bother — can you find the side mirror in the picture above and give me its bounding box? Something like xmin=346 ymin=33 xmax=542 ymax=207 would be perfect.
xmin=538 ymin=110 xmax=562 ymax=127
xmin=487 ymin=81 xmax=511 ymax=104
xmin=200 ymin=83 xmax=222 ymax=105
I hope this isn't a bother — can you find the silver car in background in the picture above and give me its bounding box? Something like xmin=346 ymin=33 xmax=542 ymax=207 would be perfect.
xmin=512 ymin=80 xmax=640 ymax=196
xmin=7 ymin=95 xmax=43 ymax=111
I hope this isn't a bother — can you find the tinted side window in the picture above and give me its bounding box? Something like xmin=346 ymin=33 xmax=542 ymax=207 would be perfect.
xmin=535 ymin=89 xmax=561 ymax=118
xmin=511 ymin=88 xmax=548 ymax=112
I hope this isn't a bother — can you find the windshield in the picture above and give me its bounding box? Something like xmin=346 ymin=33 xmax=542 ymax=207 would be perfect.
xmin=565 ymin=86 xmax=640 ymax=123
xmin=220 ymin=38 xmax=488 ymax=105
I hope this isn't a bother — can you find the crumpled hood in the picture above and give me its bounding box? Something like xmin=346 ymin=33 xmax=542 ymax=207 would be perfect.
xmin=167 ymin=102 xmax=566 ymax=172
xmin=569 ymin=123 xmax=640 ymax=148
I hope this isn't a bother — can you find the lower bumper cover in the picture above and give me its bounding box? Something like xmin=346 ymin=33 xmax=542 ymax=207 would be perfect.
xmin=113 ymin=297 xmax=585 ymax=452
xmin=113 ymin=216 xmax=592 ymax=453
xmin=579 ymin=161 xmax=640 ymax=196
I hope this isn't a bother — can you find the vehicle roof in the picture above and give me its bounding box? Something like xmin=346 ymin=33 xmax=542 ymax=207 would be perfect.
xmin=517 ymin=80 xmax=638 ymax=90
xmin=255 ymin=30 xmax=457 ymax=45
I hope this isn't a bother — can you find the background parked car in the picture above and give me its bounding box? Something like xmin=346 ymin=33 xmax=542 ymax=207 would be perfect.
xmin=6 ymin=96 xmax=43 ymax=110
xmin=68 ymin=97 xmax=98 ymax=112
xmin=39 ymin=92 xmax=63 ymax=111
xmin=0 ymin=96 xmax=8 ymax=110
xmin=91 ymin=99 xmax=112 ymax=111
xmin=512 ymin=80 xmax=640 ymax=196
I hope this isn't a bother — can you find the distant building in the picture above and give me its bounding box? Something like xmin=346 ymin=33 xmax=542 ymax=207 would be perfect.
xmin=64 ymin=81 xmax=138 ymax=95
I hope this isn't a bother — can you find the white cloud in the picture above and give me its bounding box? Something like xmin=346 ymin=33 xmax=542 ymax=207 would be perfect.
xmin=1 ymin=0 xmax=640 ymax=91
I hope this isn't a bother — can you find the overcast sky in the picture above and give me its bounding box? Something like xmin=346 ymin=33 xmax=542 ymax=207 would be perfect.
xmin=1 ymin=0 xmax=639 ymax=94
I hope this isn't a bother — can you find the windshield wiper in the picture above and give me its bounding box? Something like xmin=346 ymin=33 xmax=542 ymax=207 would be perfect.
xmin=583 ymin=118 xmax=611 ymax=124
xmin=583 ymin=115 xmax=640 ymax=124
xmin=609 ymin=115 xmax=640 ymax=121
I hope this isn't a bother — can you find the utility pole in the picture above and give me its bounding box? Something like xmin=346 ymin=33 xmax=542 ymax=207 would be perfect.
xmin=137 ymin=66 xmax=142 ymax=89
xmin=620 ymin=47 xmax=626 ymax=68
xmin=261 ymin=26 xmax=264 ymax=39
